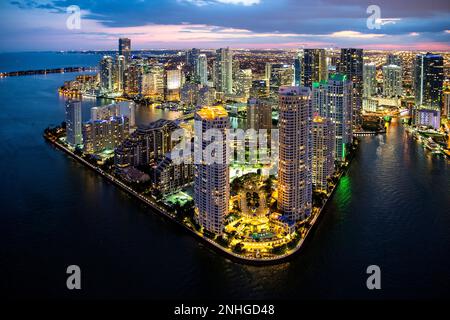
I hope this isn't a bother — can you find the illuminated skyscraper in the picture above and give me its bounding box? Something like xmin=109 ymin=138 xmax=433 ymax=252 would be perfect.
xmin=414 ymin=53 xmax=444 ymax=110
xmin=194 ymin=106 xmax=230 ymax=235
xmin=118 ymin=38 xmax=131 ymax=63
xmin=311 ymin=116 xmax=335 ymax=192
xmin=117 ymin=55 xmax=125 ymax=92
xmin=250 ymin=79 xmax=269 ymax=99
xmin=129 ymin=102 xmax=136 ymax=128
xmin=91 ymin=103 xmax=120 ymax=121
xmin=277 ymin=86 xmax=312 ymax=222
xmin=140 ymin=64 xmax=164 ymax=100
xmin=166 ymin=69 xmax=182 ymax=90
xmin=186 ymin=48 xmax=200 ymax=69
xmin=303 ymin=49 xmax=328 ymax=88
xmin=443 ymin=91 xmax=450 ymax=117
xmin=214 ymin=48 xmax=233 ymax=95
xmin=312 ymin=74 xmax=352 ymax=162
xmin=363 ymin=63 xmax=377 ymax=98
xmin=82 ymin=116 xmax=130 ymax=154
xmin=166 ymin=68 xmax=182 ymax=101
xmin=294 ymin=49 xmax=304 ymax=86
xmin=247 ymin=98 xmax=272 ymax=131
xmin=386 ymin=53 xmax=402 ymax=67
xmin=196 ymin=54 xmax=208 ymax=86
xmin=234 ymin=69 xmax=252 ymax=100
xmin=383 ymin=64 xmax=402 ymax=98
xmin=100 ymin=55 xmax=113 ymax=93
xmin=339 ymin=48 xmax=363 ymax=125
xmin=65 ymin=100 xmax=82 ymax=146
xmin=267 ymin=63 xmax=294 ymax=88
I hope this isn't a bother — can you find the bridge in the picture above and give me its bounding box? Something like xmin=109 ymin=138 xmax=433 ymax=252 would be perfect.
xmin=0 ymin=66 xmax=97 ymax=77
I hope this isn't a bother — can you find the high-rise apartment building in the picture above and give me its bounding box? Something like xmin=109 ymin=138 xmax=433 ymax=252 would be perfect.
xmin=186 ymin=48 xmax=200 ymax=69
xmin=82 ymin=116 xmax=130 ymax=154
xmin=116 ymin=55 xmax=125 ymax=92
xmin=312 ymin=74 xmax=352 ymax=162
xmin=214 ymin=48 xmax=233 ymax=95
xmin=303 ymin=49 xmax=327 ymax=88
xmin=311 ymin=116 xmax=335 ymax=192
xmin=194 ymin=106 xmax=230 ymax=235
xmin=91 ymin=103 xmax=120 ymax=121
xmin=386 ymin=53 xmax=402 ymax=67
xmin=277 ymin=86 xmax=312 ymax=222
xmin=363 ymin=63 xmax=377 ymax=98
xmin=339 ymin=48 xmax=363 ymax=125
xmin=196 ymin=54 xmax=208 ymax=86
xmin=100 ymin=55 xmax=113 ymax=93
xmin=383 ymin=64 xmax=402 ymax=98
xmin=118 ymin=38 xmax=131 ymax=63
xmin=414 ymin=53 xmax=444 ymax=110
xmin=247 ymin=98 xmax=272 ymax=131
xmin=65 ymin=100 xmax=82 ymax=146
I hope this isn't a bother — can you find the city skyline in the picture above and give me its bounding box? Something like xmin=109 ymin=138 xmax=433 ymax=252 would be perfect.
xmin=0 ymin=0 xmax=449 ymax=51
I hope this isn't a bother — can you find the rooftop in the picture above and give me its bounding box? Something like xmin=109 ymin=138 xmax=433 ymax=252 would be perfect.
xmin=196 ymin=105 xmax=228 ymax=120
xmin=279 ymin=86 xmax=310 ymax=96
xmin=329 ymin=73 xmax=348 ymax=82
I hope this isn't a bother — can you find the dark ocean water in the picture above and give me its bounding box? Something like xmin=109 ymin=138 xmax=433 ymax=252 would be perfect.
xmin=0 ymin=54 xmax=449 ymax=299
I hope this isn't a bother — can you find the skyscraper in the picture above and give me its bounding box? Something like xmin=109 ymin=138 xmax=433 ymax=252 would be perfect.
xmin=166 ymin=68 xmax=182 ymax=101
xmin=91 ymin=103 xmax=120 ymax=121
xmin=363 ymin=63 xmax=377 ymax=98
xmin=414 ymin=53 xmax=444 ymax=110
xmin=118 ymin=38 xmax=131 ymax=63
xmin=339 ymin=48 xmax=363 ymax=125
xmin=302 ymin=49 xmax=327 ymax=88
xmin=82 ymin=116 xmax=130 ymax=154
xmin=65 ymin=100 xmax=82 ymax=146
xmin=311 ymin=116 xmax=335 ymax=192
xmin=214 ymin=48 xmax=233 ymax=95
xmin=277 ymin=86 xmax=312 ymax=222
xmin=234 ymin=69 xmax=252 ymax=100
xmin=186 ymin=48 xmax=200 ymax=69
xmin=247 ymin=98 xmax=272 ymax=131
xmin=100 ymin=55 xmax=113 ymax=93
xmin=194 ymin=106 xmax=230 ymax=235
xmin=443 ymin=91 xmax=450 ymax=117
xmin=383 ymin=64 xmax=402 ymax=98
xmin=129 ymin=102 xmax=136 ymax=128
xmin=312 ymin=74 xmax=352 ymax=162
xmin=294 ymin=49 xmax=304 ymax=86
xmin=386 ymin=53 xmax=402 ymax=67
xmin=117 ymin=55 xmax=125 ymax=92
xmin=196 ymin=54 xmax=208 ymax=86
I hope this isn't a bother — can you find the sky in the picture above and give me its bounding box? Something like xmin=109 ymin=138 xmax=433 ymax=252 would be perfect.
xmin=0 ymin=0 xmax=449 ymax=51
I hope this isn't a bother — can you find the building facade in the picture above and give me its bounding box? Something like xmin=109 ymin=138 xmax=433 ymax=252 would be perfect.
xmin=65 ymin=100 xmax=82 ymax=146
xmin=277 ymin=86 xmax=312 ymax=222
xmin=311 ymin=116 xmax=335 ymax=192
xmin=82 ymin=115 xmax=130 ymax=154
xmin=194 ymin=106 xmax=230 ymax=235
xmin=363 ymin=63 xmax=377 ymax=98
xmin=214 ymin=48 xmax=233 ymax=95
xmin=383 ymin=64 xmax=402 ymax=98
xmin=339 ymin=48 xmax=363 ymax=125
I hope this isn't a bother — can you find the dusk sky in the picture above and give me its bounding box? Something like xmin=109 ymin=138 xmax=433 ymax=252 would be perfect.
xmin=0 ymin=0 xmax=449 ymax=51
